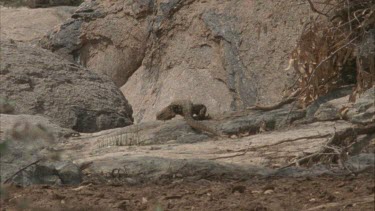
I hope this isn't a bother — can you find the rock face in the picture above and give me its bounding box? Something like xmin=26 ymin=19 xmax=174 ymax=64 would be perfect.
xmin=0 ymin=114 xmax=77 ymax=140
xmin=40 ymin=0 xmax=149 ymax=87
xmin=0 ymin=40 xmax=133 ymax=132
xmin=40 ymin=0 xmax=314 ymax=122
xmin=347 ymin=87 xmax=375 ymax=124
xmin=25 ymin=0 xmax=83 ymax=8
xmin=0 ymin=5 xmax=76 ymax=43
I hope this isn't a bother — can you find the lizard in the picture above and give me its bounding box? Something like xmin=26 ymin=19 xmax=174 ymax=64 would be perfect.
xmin=96 ymin=101 xmax=220 ymax=149
xmin=156 ymin=100 xmax=221 ymax=137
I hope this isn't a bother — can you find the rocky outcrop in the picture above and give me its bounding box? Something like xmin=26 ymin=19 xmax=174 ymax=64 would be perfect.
xmin=0 ymin=40 xmax=133 ymax=132
xmin=302 ymin=86 xmax=375 ymax=125
xmin=40 ymin=0 xmax=315 ymax=122
xmin=57 ymin=89 xmax=374 ymax=183
xmin=2 ymin=85 xmax=373 ymax=186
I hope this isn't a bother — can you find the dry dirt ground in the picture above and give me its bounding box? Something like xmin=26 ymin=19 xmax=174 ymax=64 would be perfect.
xmin=1 ymin=169 xmax=374 ymax=211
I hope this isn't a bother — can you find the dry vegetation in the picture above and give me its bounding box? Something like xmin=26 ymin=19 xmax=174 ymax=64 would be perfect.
xmin=289 ymin=0 xmax=374 ymax=107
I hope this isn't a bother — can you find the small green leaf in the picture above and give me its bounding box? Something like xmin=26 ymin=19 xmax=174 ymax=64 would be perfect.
xmin=155 ymin=205 xmax=164 ymax=211
xmin=0 ymin=141 xmax=8 ymax=154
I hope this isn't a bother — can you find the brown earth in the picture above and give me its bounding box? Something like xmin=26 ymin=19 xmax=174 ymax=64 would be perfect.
xmin=1 ymin=169 xmax=374 ymax=211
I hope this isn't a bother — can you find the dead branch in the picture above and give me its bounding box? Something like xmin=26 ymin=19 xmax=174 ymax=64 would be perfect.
xmin=248 ymin=97 xmax=296 ymax=111
xmin=279 ymin=125 xmax=365 ymax=169
xmin=248 ymin=89 xmax=300 ymax=111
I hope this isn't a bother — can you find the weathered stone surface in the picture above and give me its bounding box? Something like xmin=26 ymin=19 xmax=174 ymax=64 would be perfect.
xmin=312 ymin=95 xmax=351 ymax=121
xmin=305 ymin=86 xmax=354 ymax=120
xmin=25 ymin=0 xmax=82 ymax=8
xmin=0 ymin=116 xmax=59 ymax=185
xmin=302 ymin=86 xmax=374 ymax=124
xmin=11 ymin=161 xmax=81 ymax=186
xmin=347 ymin=87 xmax=375 ymax=124
xmin=55 ymin=161 xmax=82 ymax=185
xmin=2 ymin=86 xmax=373 ymax=184
xmin=0 ymin=40 xmax=133 ymax=132
xmin=0 ymin=114 xmax=77 ymax=140
xmin=0 ymin=115 xmax=82 ymax=186
xmin=40 ymin=0 xmax=148 ymax=87
xmin=219 ymin=106 xmax=306 ymax=135
xmin=62 ymin=120 xmax=373 ymax=182
xmin=0 ymin=6 xmax=76 ymax=43
xmin=49 ymin=85 xmax=373 ymax=183
xmin=41 ymin=0 xmax=315 ymax=122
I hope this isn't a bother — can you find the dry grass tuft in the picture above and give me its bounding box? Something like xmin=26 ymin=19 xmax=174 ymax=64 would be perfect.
xmin=289 ymin=0 xmax=374 ymax=107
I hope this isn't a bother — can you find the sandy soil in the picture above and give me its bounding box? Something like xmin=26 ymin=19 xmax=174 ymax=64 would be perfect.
xmin=1 ymin=169 xmax=374 ymax=211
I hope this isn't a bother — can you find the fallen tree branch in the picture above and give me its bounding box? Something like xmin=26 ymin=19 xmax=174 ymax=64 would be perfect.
xmin=248 ymin=89 xmax=300 ymax=112
xmin=279 ymin=126 xmax=366 ymax=169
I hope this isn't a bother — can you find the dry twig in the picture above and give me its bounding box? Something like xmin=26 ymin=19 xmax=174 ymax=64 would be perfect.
xmin=3 ymin=159 xmax=43 ymax=184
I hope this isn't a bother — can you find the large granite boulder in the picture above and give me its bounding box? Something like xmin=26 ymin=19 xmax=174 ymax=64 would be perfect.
xmin=0 ymin=40 xmax=133 ymax=132
xmin=40 ymin=0 xmax=316 ymax=122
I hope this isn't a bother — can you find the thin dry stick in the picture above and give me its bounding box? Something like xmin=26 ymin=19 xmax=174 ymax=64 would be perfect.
xmin=306 ymin=0 xmax=329 ymax=17
xmin=209 ymin=150 xmax=248 ymax=160
xmin=3 ymin=158 xmax=43 ymax=184
xmin=248 ymin=97 xmax=296 ymax=111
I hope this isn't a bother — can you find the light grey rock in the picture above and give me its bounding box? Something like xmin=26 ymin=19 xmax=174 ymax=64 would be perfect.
xmin=347 ymin=87 xmax=375 ymax=124
xmin=6 ymin=160 xmax=81 ymax=186
xmin=305 ymin=86 xmax=354 ymax=119
xmin=0 ymin=39 xmax=133 ymax=132
xmin=220 ymin=107 xmax=306 ymax=135
xmin=56 ymin=161 xmax=82 ymax=185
